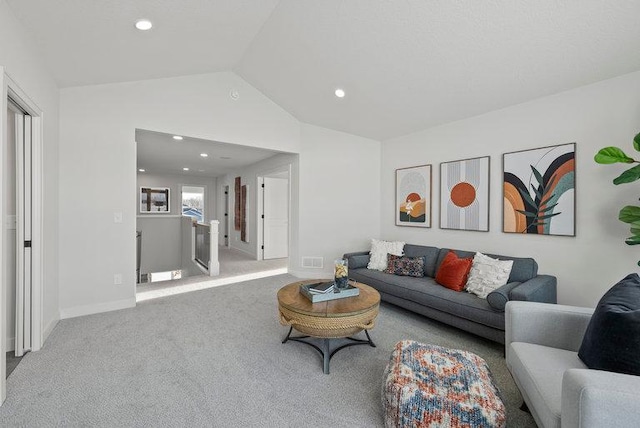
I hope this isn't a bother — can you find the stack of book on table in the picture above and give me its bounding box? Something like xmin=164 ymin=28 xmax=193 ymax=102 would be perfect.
xmin=299 ymin=281 xmax=360 ymax=303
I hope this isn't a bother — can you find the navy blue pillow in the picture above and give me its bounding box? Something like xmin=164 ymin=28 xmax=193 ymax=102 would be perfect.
xmin=578 ymin=273 xmax=640 ymax=375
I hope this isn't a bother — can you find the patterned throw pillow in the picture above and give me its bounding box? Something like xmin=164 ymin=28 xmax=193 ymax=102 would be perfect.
xmin=367 ymin=239 xmax=405 ymax=271
xmin=385 ymin=254 xmax=425 ymax=277
xmin=466 ymin=253 xmax=514 ymax=299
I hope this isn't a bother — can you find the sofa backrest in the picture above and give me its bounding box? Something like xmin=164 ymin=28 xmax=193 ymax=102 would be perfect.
xmin=403 ymin=244 xmax=440 ymax=277
xmin=436 ymin=248 xmax=538 ymax=283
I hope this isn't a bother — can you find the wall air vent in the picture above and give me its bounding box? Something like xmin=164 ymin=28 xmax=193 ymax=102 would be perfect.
xmin=301 ymin=257 xmax=323 ymax=269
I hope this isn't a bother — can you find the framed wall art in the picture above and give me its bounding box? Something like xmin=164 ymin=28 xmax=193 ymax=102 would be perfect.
xmin=140 ymin=187 xmax=170 ymax=213
xmin=440 ymin=156 xmax=490 ymax=231
xmin=503 ymin=143 xmax=575 ymax=236
xmin=395 ymin=165 xmax=431 ymax=227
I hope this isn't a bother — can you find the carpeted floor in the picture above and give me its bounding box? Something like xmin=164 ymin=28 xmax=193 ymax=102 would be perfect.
xmin=0 ymin=274 xmax=535 ymax=427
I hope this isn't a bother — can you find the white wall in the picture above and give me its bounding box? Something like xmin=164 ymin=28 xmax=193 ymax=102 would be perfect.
xmin=59 ymin=72 xmax=300 ymax=317
xmin=381 ymin=71 xmax=640 ymax=307
xmin=136 ymin=172 xmax=216 ymax=274
xmin=217 ymin=153 xmax=298 ymax=259
xmin=296 ymin=124 xmax=382 ymax=278
xmin=0 ymin=0 xmax=60 ymax=340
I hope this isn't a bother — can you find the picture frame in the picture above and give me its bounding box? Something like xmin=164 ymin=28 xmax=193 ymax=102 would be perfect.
xmin=503 ymin=143 xmax=576 ymax=236
xmin=440 ymin=156 xmax=490 ymax=231
xmin=140 ymin=187 xmax=170 ymax=213
xmin=395 ymin=165 xmax=432 ymax=227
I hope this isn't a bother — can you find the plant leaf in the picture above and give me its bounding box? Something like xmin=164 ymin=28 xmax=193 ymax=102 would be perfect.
xmin=539 ymin=203 xmax=559 ymax=213
xmin=594 ymin=147 xmax=634 ymax=164
xmin=625 ymin=236 xmax=640 ymax=245
xmin=515 ymin=210 xmax=537 ymax=218
xmin=530 ymin=183 xmax=542 ymax=200
xmin=537 ymin=212 xmax=562 ymax=220
xmin=539 ymin=193 xmax=556 ymax=207
xmin=634 ymin=132 xmax=640 ymax=152
xmin=517 ymin=188 xmax=536 ymax=209
xmin=531 ymin=165 xmax=544 ymax=187
xmin=619 ymin=206 xmax=640 ymax=223
xmin=613 ymin=164 xmax=640 ymax=185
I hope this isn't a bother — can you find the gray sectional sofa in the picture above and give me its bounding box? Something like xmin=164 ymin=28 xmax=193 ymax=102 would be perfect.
xmin=344 ymin=244 xmax=557 ymax=343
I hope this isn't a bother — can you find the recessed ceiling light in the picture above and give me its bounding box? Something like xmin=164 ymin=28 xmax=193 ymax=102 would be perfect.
xmin=220 ymin=156 xmax=232 ymax=160
xmin=138 ymin=168 xmax=145 ymax=172
xmin=135 ymin=19 xmax=153 ymax=31
xmin=200 ymin=153 xmax=208 ymax=158
xmin=334 ymin=88 xmax=346 ymax=98
xmin=183 ymin=167 xmax=189 ymax=171
xmin=173 ymin=135 xmax=183 ymax=140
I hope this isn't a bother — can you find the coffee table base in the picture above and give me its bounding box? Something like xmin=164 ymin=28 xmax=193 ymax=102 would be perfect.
xmin=282 ymin=327 xmax=376 ymax=374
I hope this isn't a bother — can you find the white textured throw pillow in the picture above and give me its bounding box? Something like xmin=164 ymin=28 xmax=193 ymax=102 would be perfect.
xmin=367 ymin=239 xmax=405 ymax=271
xmin=466 ymin=252 xmax=514 ymax=299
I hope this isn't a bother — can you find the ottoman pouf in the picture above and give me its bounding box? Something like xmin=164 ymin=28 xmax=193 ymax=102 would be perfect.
xmin=382 ymin=340 xmax=506 ymax=428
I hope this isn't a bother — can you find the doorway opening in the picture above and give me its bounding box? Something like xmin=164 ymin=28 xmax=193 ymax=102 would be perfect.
xmin=1 ymin=73 xmax=45 ymax=404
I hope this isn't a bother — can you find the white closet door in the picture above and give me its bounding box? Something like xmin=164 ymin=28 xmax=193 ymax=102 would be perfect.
xmin=263 ymin=177 xmax=289 ymax=259
xmin=14 ymin=111 xmax=32 ymax=357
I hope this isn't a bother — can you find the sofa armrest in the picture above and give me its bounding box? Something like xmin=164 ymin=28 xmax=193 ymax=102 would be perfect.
xmin=562 ymin=369 xmax=640 ymax=428
xmin=343 ymin=251 xmax=370 ymax=269
xmin=509 ymin=274 xmax=557 ymax=303
xmin=505 ymin=302 xmax=594 ymax=359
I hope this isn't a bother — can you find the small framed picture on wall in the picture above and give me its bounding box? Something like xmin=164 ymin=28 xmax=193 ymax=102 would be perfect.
xmin=395 ymin=165 xmax=432 ymax=227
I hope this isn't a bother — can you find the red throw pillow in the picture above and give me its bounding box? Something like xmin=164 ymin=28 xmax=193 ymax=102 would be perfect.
xmin=435 ymin=251 xmax=473 ymax=291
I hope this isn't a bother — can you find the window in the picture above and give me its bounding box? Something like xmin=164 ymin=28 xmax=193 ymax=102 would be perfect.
xmin=182 ymin=186 xmax=205 ymax=222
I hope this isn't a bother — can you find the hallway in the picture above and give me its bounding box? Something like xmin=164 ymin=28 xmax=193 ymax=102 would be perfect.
xmin=136 ymin=246 xmax=288 ymax=301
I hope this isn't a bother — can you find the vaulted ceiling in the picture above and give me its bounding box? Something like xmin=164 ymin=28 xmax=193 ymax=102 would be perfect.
xmin=7 ymin=0 xmax=640 ymax=140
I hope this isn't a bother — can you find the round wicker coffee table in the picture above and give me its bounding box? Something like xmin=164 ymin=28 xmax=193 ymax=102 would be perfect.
xmin=277 ymin=279 xmax=380 ymax=374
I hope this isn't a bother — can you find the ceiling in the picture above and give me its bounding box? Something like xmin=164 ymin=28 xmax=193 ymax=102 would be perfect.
xmin=135 ymin=129 xmax=282 ymax=177
xmin=8 ymin=0 xmax=640 ymax=140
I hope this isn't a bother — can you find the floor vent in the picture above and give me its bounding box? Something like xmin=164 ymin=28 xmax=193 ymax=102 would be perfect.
xmin=301 ymin=257 xmax=323 ymax=269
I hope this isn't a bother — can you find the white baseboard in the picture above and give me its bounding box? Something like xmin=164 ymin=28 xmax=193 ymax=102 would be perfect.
xmin=229 ymin=245 xmax=255 ymax=258
xmin=5 ymin=336 xmax=15 ymax=352
xmin=43 ymin=317 xmax=59 ymax=343
xmin=60 ymin=298 xmax=136 ymax=320
xmin=288 ymin=269 xmax=332 ymax=279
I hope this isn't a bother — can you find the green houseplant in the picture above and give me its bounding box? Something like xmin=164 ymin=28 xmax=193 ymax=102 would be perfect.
xmin=595 ymin=132 xmax=640 ymax=265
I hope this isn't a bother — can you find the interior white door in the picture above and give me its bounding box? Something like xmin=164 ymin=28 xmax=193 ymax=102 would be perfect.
xmin=263 ymin=177 xmax=289 ymax=259
xmin=14 ymin=106 xmax=31 ymax=357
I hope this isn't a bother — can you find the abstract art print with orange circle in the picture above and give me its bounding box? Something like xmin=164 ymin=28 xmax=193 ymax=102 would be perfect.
xmin=396 ymin=165 xmax=432 ymax=227
xmin=503 ymin=143 xmax=575 ymax=236
xmin=440 ymin=156 xmax=490 ymax=231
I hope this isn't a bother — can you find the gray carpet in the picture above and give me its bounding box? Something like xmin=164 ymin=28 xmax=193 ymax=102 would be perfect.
xmin=0 ymin=274 xmax=535 ymax=427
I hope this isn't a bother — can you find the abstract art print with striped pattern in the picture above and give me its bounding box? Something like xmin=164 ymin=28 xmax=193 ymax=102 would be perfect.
xmin=503 ymin=143 xmax=575 ymax=236
xmin=440 ymin=156 xmax=490 ymax=231
xmin=396 ymin=164 xmax=432 ymax=227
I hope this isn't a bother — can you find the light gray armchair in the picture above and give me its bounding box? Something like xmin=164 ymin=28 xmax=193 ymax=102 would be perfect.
xmin=505 ymin=301 xmax=640 ymax=428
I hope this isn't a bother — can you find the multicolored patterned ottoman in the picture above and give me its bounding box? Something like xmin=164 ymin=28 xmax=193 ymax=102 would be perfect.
xmin=382 ymin=340 xmax=506 ymax=428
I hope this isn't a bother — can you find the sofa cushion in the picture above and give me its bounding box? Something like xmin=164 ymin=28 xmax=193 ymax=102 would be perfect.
xmin=578 ymin=273 xmax=640 ymax=376
xmin=403 ymin=244 xmax=440 ymax=277
xmin=509 ymin=342 xmax=586 ymax=428
xmin=466 ymin=253 xmax=514 ymax=299
xmin=436 ymin=248 xmax=537 ymax=283
xmin=435 ymin=251 xmax=473 ymax=292
xmin=384 ymin=254 xmax=425 ymax=277
xmin=367 ymin=239 xmax=405 ymax=271
xmin=350 ymin=268 xmax=505 ymax=330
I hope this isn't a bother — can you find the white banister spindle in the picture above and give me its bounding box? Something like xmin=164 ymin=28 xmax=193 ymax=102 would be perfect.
xmin=209 ymin=220 xmax=220 ymax=276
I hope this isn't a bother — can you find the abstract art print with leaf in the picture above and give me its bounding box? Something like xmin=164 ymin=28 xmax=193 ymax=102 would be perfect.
xmin=396 ymin=165 xmax=431 ymax=227
xmin=503 ymin=143 xmax=575 ymax=236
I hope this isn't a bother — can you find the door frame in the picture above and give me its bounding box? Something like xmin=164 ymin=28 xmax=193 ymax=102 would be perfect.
xmin=0 ymin=70 xmax=45 ymax=403
xmin=256 ymin=165 xmax=291 ymax=261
